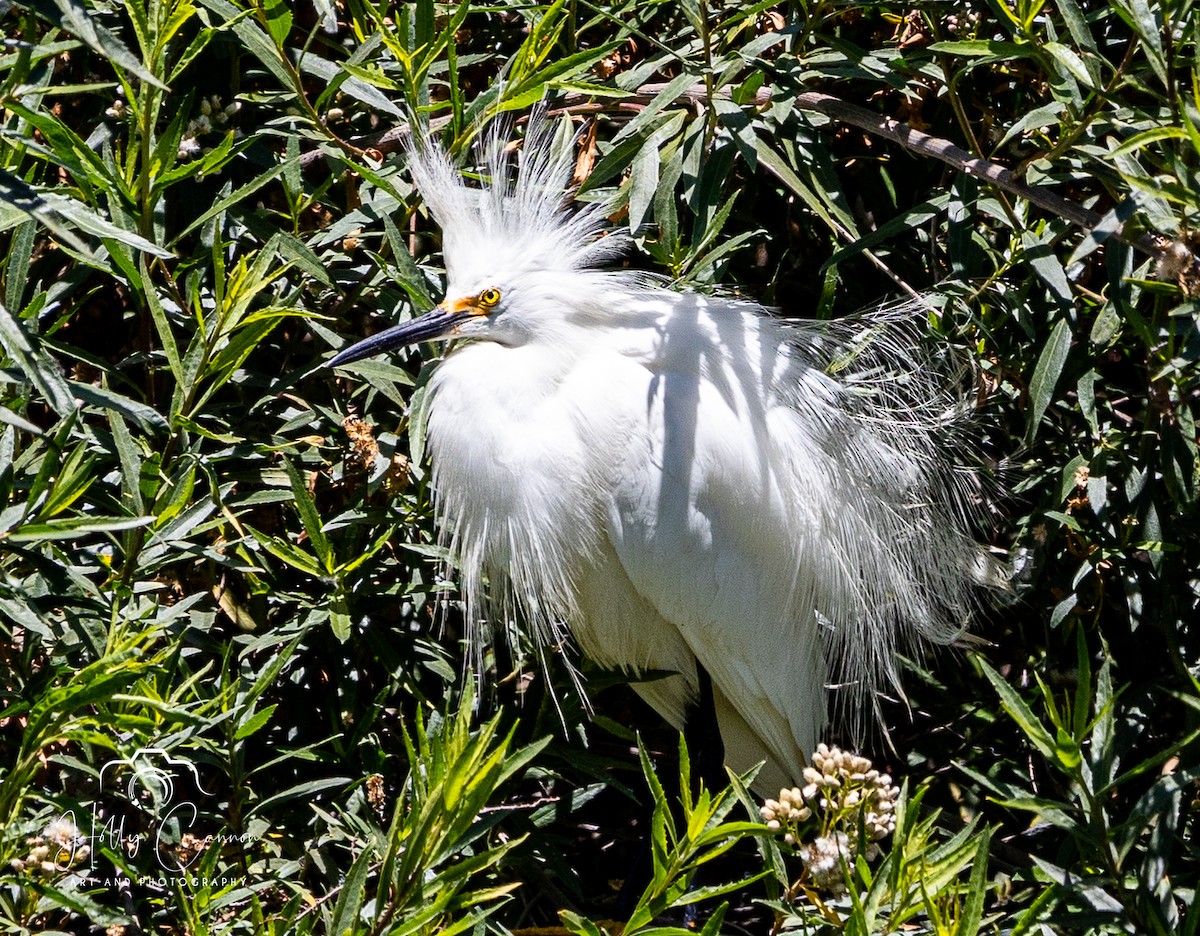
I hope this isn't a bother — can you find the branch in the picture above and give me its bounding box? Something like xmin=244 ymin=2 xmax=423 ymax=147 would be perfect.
xmin=791 ymin=90 xmax=1166 ymax=259
xmin=299 ymin=82 xmax=1193 ymax=284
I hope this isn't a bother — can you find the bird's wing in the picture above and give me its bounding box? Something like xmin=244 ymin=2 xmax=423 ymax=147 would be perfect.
xmin=598 ymin=349 xmax=829 ymax=789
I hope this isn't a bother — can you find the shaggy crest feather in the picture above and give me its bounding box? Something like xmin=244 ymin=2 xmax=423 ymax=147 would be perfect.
xmin=356 ymin=116 xmax=1003 ymax=790
xmin=406 ymin=118 xmax=626 ymax=285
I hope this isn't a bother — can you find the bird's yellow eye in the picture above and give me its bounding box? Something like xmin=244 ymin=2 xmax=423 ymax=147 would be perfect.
xmin=478 ymin=287 xmax=502 ymax=308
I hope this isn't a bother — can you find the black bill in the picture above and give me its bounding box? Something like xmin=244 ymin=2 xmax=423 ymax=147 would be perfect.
xmin=326 ymin=306 xmax=470 ymax=368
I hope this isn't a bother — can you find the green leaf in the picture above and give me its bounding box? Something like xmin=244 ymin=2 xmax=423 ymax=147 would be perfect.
xmin=4 ymin=221 xmax=36 ymax=314
xmin=1050 ymin=593 xmax=1077 ymax=628
xmin=70 ymin=381 xmax=168 ymax=433
xmin=1073 ymin=626 xmax=1092 ymax=742
xmin=1044 ymin=41 xmax=1094 ymax=89
xmin=1025 ymin=317 xmax=1072 ymax=445
xmin=282 ymin=456 xmax=333 ymax=572
xmin=196 ymin=0 xmax=299 ymax=90
xmin=0 ymin=170 xmax=173 ymax=259
xmin=822 ymin=197 xmax=947 ymax=271
xmin=1056 ymin=0 xmax=1099 ymax=54
xmin=329 ymin=590 xmax=352 ymax=643
xmin=37 ymin=442 xmax=96 ymax=519
xmin=4 ymin=514 xmax=153 ymax=542
xmin=234 ymin=703 xmax=278 ymax=740
xmin=1021 ymin=231 xmax=1073 ymax=305
xmin=927 ymin=39 xmax=1032 ymax=60
xmin=978 ymin=656 xmax=1058 ymax=761
xmin=1110 ymin=0 xmax=1168 ymax=87
xmin=0 ymin=297 xmax=76 ymax=416
xmin=628 ymin=133 xmax=661 ymax=235
xmin=295 ymin=54 xmax=405 ymax=117
xmin=168 ymin=157 xmax=299 ymax=246
xmin=250 ymin=776 xmax=353 ymax=816
xmin=0 ymin=407 xmax=42 ymax=435
xmin=19 ymin=0 xmax=167 ymax=88
xmin=1054 ymin=723 xmax=1083 ymax=769
xmin=960 ymin=828 xmax=993 ymax=934
xmin=1107 ymin=126 xmax=1188 ymax=158
xmin=612 ymin=72 xmax=697 ymax=146
xmin=142 ymin=259 xmax=183 ymax=383
xmin=262 ymin=0 xmax=293 ymax=47
xmin=559 ymin=910 xmax=607 ymax=936
xmin=754 ymin=138 xmax=860 ymax=242
xmin=246 ymin=525 xmax=326 ymax=578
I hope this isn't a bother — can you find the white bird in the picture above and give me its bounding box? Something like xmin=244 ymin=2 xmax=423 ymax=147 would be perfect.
xmin=328 ymin=117 xmax=997 ymax=793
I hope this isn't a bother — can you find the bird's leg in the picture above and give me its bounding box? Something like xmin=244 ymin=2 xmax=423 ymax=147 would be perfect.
xmin=684 ymin=661 xmax=726 ymax=797
xmin=615 ymin=665 xmax=727 ymax=921
xmin=680 ymin=662 xmax=727 ymax=928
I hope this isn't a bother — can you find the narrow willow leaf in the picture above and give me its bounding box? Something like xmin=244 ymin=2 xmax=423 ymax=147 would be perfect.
xmin=141 ymin=258 xmax=183 ymax=382
xmin=262 ymin=0 xmax=292 ymax=46
xmin=1021 ymin=231 xmax=1073 ymax=304
xmin=329 ymin=589 xmax=351 ymax=642
xmin=559 ymin=910 xmax=606 ymax=936
xmin=1044 ymin=41 xmax=1094 ymax=89
xmin=0 ymin=407 xmax=42 ymax=435
xmin=0 ymin=170 xmax=173 ymax=258
xmin=754 ymin=138 xmax=859 ymax=241
xmin=247 ymin=526 xmax=325 ymax=578
xmin=1107 ymin=126 xmax=1187 ymax=158
xmin=234 ymin=702 xmax=278 ymax=740
xmin=628 ymin=134 xmax=661 ymax=235
xmin=960 ymin=828 xmax=993 ymax=933
xmin=295 ymin=53 xmax=404 ymax=117
xmin=1025 ymin=317 xmax=1072 ymax=444
xmin=282 ymin=456 xmax=332 ymax=572
xmin=169 ymin=158 xmax=298 ymax=245
xmin=0 ymin=297 xmax=76 ymax=416
xmin=4 ymin=514 xmax=153 ymax=542
xmin=1056 ymin=0 xmax=1099 ymax=53
xmin=4 ymin=220 xmax=35 ymax=314
xmin=70 ymin=381 xmax=168 ymax=432
xmin=195 ymin=0 xmax=299 ymax=90
xmin=926 ymin=39 xmax=1032 ymax=60
xmin=1111 ymin=0 xmax=1168 ymax=86
xmin=979 ymin=657 xmax=1058 ymax=760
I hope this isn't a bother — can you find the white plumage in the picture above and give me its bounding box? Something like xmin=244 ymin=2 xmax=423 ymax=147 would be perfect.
xmin=329 ymin=118 xmax=996 ymax=792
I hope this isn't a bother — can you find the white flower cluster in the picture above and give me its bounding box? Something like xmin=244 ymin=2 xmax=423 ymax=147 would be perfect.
xmin=945 ymin=10 xmax=984 ymax=34
xmin=9 ymin=817 xmax=89 ymax=876
xmin=759 ymin=786 xmax=811 ymax=846
xmin=177 ymin=95 xmax=241 ymax=161
xmin=800 ymin=831 xmax=853 ymax=892
xmin=758 ymin=744 xmax=901 ymax=893
xmin=802 ymin=743 xmax=899 ymax=842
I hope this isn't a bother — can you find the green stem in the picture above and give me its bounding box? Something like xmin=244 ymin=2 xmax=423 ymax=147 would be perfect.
xmin=700 ymin=0 xmax=718 ymax=151
xmin=1040 ymin=39 xmax=1138 ymax=167
xmin=932 ymin=33 xmax=1022 ymax=233
xmin=137 ymin=77 xmax=157 ymax=240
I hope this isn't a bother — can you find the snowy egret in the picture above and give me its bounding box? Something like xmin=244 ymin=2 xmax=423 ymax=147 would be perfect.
xmin=328 ymin=118 xmax=997 ymax=792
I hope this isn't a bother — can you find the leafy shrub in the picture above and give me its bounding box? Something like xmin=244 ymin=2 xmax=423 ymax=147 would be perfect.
xmin=0 ymin=0 xmax=1197 ymax=932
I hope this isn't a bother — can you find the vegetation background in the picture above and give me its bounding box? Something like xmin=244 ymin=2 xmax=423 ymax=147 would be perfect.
xmin=1 ymin=0 xmax=1198 ymax=932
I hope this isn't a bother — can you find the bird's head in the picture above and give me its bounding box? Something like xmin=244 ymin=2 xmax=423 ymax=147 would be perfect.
xmin=327 ymin=117 xmax=625 ymax=367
